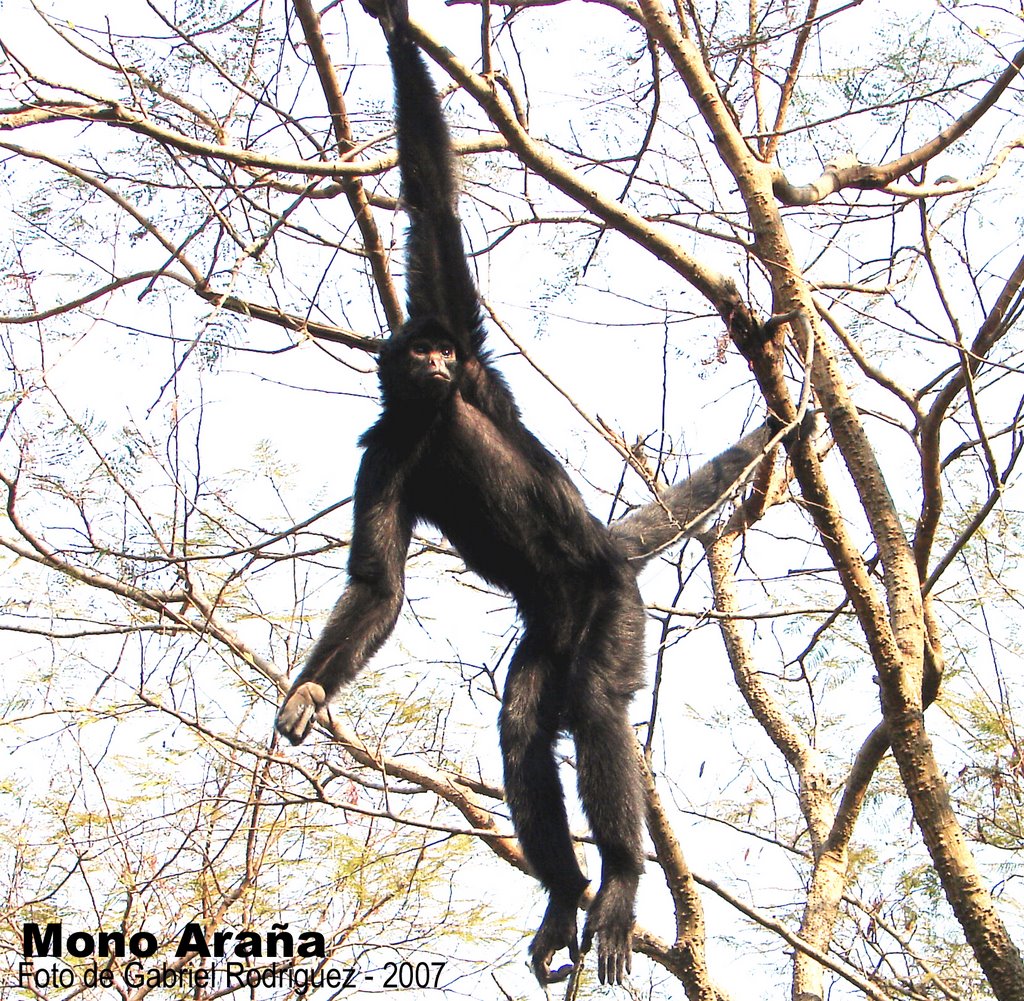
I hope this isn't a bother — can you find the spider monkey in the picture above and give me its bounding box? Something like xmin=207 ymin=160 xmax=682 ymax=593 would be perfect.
xmin=276 ymin=0 xmax=777 ymax=984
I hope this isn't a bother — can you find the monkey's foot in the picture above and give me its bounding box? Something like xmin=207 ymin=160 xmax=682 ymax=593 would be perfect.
xmin=581 ymin=878 xmax=636 ymax=986
xmin=275 ymin=681 xmax=326 ymax=745
xmin=529 ymin=897 xmax=581 ymax=985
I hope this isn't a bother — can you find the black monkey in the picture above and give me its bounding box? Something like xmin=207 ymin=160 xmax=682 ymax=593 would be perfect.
xmin=277 ymin=0 xmax=775 ymax=984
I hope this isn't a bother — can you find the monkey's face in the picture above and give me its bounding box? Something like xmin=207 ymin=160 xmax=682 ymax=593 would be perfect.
xmin=405 ymin=336 xmax=459 ymax=395
xmin=378 ymin=324 xmax=462 ymax=406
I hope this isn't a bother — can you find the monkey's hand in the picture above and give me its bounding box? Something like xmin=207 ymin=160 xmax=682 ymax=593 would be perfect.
xmin=275 ymin=681 xmax=327 ymax=745
xmin=529 ymin=897 xmax=581 ymax=985
xmin=359 ymin=0 xmax=408 ymax=35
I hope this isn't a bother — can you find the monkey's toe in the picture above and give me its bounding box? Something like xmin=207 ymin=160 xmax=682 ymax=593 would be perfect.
xmin=582 ymin=882 xmax=635 ymax=986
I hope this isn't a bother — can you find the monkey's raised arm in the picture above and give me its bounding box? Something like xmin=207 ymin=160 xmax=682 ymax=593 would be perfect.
xmin=364 ymin=0 xmax=484 ymax=354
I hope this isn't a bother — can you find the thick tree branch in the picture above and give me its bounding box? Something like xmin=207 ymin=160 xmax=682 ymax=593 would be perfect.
xmin=636 ymin=4 xmax=1024 ymax=995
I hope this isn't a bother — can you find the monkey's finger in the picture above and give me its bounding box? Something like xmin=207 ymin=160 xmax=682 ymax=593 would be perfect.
xmin=579 ymin=923 xmax=593 ymax=954
xmin=289 ymin=708 xmax=314 ymax=745
xmin=276 ymin=683 xmax=326 ymax=744
xmin=531 ymin=948 xmax=574 ymax=985
xmin=544 ymin=963 xmax=574 ymax=984
xmin=275 ymin=709 xmax=309 ymax=745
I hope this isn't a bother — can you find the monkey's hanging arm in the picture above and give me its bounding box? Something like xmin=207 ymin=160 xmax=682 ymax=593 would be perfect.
xmin=367 ymin=0 xmax=483 ymax=349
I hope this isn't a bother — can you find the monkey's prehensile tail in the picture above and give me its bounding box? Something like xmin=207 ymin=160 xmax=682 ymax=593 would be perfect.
xmin=611 ymin=423 xmax=775 ymax=568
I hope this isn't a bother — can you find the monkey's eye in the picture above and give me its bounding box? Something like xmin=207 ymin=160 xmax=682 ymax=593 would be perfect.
xmin=409 ymin=340 xmax=431 ymax=357
xmin=439 ymin=344 xmax=455 ymax=359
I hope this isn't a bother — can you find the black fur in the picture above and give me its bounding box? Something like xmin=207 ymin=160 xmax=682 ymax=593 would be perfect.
xmin=277 ymin=2 xmax=771 ymax=984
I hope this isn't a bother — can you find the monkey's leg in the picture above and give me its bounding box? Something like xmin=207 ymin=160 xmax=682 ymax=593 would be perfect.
xmin=568 ymin=602 xmax=646 ymax=986
xmin=499 ymin=643 xmax=589 ymax=984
